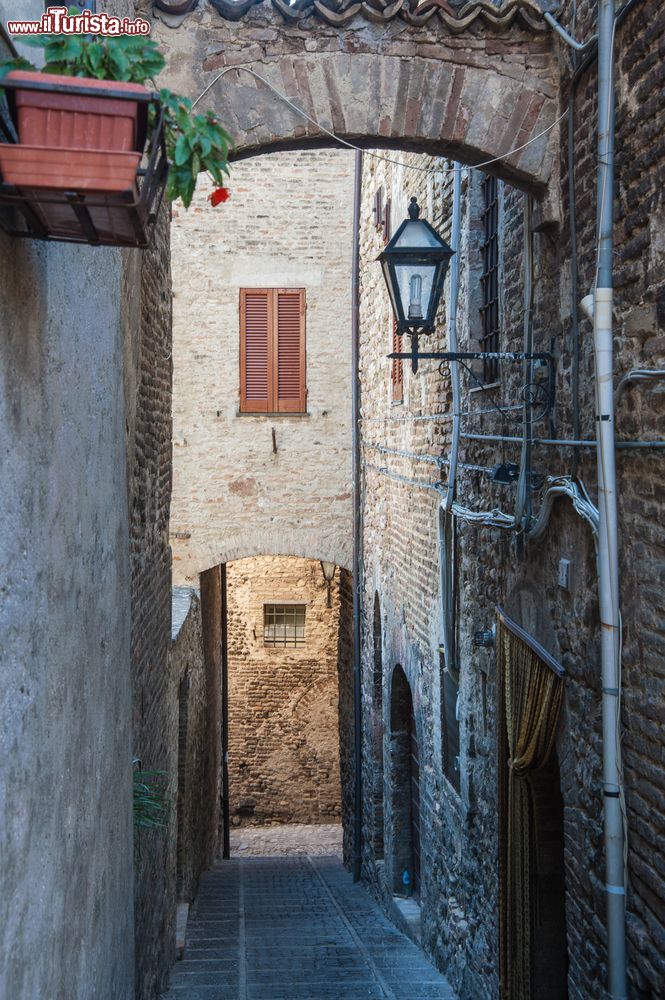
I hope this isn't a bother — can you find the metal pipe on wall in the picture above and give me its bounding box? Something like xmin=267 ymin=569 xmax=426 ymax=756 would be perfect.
xmin=351 ymin=148 xmax=363 ymax=883
xmin=442 ymin=164 xmax=463 ymax=513
xmin=595 ymin=2 xmax=627 ymax=995
xmin=220 ymin=563 xmax=230 ymax=860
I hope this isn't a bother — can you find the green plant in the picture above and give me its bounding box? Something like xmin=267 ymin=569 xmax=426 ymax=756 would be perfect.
xmin=0 ymin=16 xmax=232 ymax=208
xmin=133 ymin=760 xmax=170 ymax=833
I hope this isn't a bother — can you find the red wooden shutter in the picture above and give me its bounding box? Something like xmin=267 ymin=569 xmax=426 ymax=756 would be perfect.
xmin=240 ymin=289 xmax=270 ymax=413
xmin=391 ymin=318 xmax=403 ymax=402
xmin=275 ymin=289 xmax=306 ymax=413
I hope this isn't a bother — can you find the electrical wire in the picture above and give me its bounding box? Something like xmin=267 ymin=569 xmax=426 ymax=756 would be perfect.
xmin=362 ymin=403 xmax=524 ymax=423
xmin=614 ymin=368 xmax=665 ymax=402
xmin=363 ymin=460 xmax=446 ymax=493
xmin=192 ymin=65 xmax=568 ymax=176
xmin=363 ymin=441 xmax=494 ymax=475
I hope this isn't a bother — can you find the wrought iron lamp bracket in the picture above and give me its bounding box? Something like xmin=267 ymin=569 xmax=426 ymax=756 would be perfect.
xmin=388 ymin=336 xmax=554 ymax=376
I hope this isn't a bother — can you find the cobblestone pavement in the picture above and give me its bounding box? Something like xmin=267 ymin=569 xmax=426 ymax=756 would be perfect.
xmin=162 ymin=856 xmax=457 ymax=1000
xmin=230 ymin=824 xmax=342 ymax=857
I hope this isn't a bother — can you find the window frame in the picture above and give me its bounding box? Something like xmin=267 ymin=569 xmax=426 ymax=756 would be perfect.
xmin=479 ymin=174 xmax=500 ymax=385
xmin=263 ymin=602 xmax=307 ymax=649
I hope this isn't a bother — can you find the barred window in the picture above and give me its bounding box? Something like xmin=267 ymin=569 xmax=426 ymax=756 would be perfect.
xmin=263 ymin=604 xmax=306 ymax=648
xmin=479 ymin=173 xmax=500 ymax=384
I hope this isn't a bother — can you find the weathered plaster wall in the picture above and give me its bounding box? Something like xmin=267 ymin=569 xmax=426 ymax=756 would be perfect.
xmin=169 ymin=151 xmax=355 ymax=580
xmin=0 ymin=218 xmax=135 ymax=995
xmin=226 ymin=556 xmax=342 ymax=827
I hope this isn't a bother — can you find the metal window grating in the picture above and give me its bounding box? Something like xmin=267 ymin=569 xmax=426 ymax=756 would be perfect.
xmin=264 ymin=604 xmax=306 ymax=647
xmin=479 ymin=174 xmax=500 ymax=384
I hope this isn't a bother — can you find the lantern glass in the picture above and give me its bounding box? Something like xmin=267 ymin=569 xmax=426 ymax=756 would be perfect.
xmin=377 ymin=197 xmax=454 ymax=335
xmin=393 ymin=220 xmax=442 ymax=249
xmin=395 ymin=263 xmax=436 ymax=322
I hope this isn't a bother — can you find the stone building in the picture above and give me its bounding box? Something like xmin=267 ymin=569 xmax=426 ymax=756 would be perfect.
xmin=355 ymin=3 xmax=665 ymax=998
xmin=168 ymin=149 xmax=356 ymax=850
xmin=169 ymin=149 xmax=355 ymax=580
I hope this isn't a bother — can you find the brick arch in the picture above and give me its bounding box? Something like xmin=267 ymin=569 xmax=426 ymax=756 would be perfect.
xmin=183 ymin=528 xmax=352 ymax=578
xmin=153 ymin=0 xmax=560 ymax=194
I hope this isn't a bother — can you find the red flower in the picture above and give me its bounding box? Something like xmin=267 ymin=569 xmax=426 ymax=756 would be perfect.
xmin=210 ymin=187 xmax=230 ymax=207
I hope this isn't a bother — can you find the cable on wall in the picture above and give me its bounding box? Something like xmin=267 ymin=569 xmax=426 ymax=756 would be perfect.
xmin=192 ymin=65 xmax=568 ymax=177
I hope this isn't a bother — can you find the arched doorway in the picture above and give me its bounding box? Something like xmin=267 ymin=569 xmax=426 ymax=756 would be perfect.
xmin=390 ymin=665 xmax=420 ymax=897
xmin=372 ymin=593 xmax=385 ymax=860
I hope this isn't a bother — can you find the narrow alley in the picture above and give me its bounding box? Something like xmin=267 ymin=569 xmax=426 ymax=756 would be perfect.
xmin=2 ymin=4 xmax=665 ymax=1000
xmin=163 ymin=855 xmax=457 ymax=1000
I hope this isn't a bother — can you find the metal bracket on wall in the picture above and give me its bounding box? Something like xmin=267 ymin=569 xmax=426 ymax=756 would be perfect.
xmin=388 ymin=346 xmax=554 ymax=374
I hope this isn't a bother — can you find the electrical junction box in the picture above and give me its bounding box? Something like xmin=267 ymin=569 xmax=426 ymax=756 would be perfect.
xmin=558 ymin=558 xmax=571 ymax=591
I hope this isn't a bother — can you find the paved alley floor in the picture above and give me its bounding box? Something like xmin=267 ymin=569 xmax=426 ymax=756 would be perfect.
xmin=230 ymin=823 xmax=342 ymax=857
xmin=162 ymin=855 xmax=457 ymax=1000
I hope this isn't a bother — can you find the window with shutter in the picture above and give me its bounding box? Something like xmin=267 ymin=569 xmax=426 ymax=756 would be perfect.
xmin=240 ymin=288 xmax=306 ymax=414
xmin=391 ymin=317 xmax=403 ymax=403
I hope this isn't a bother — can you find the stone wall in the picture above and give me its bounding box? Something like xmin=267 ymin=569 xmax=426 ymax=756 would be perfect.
xmin=170 ymin=588 xmax=217 ymax=904
xmin=357 ymin=2 xmax=665 ymax=996
xmin=150 ymin=1 xmax=560 ymax=193
xmin=169 ymin=151 xmax=355 ymax=582
xmin=337 ymin=566 xmax=357 ymax=869
xmin=226 ymin=556 xmax=342 ymax=827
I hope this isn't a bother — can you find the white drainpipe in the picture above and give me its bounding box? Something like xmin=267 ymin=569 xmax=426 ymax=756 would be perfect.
xmin=595 ymin=1 xmax=627 ymax=996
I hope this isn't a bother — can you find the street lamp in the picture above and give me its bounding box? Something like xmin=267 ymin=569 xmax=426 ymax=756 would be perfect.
xmin=320 ymin=561 xmax=337 ymax=608
xmin=378 ymin=196 xmax=454 ymax=372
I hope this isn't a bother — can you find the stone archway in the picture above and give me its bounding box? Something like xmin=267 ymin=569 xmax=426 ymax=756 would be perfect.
xmin=152 ymin=1 xmax=560 ymax=196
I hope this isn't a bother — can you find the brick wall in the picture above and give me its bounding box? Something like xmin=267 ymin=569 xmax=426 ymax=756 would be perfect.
xmin=169 ymin=151 xmax=355 ymax=582
xmin=226 ymin=556 xmax=342 ymax=827
xmin=357 ymin=3 xmax=665 ymax=990
xmin=151 ymin=3 xmax=559 ymax=192
xmin=130 ymin=204 xmax=177 ymax=1000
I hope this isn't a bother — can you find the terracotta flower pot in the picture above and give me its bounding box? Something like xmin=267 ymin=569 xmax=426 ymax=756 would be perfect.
xmin=0 ymin=145 xmax=141 ymax=193
xmin=7 ymin=71 xmax=148 ymax=152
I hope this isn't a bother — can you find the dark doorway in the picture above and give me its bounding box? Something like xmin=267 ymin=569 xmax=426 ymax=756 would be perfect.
xmin=530 ymin=753 xmax=568 ymax=1000
xmin=372 ymin=593 xmax=385 ymax=860
xmin=390 ymin=665 xmax=420 ymax=897
xmin=176 ymin=673 xmax=189 ymax=896
xmin=408 ymin=700 xmax=421 ymax=895
xmin=497 ymin=608 xmax=568 ymax=1000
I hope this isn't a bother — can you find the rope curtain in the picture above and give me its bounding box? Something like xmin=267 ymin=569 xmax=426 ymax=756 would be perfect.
xmin=497 ymin=607 xmax=565 ymax=1000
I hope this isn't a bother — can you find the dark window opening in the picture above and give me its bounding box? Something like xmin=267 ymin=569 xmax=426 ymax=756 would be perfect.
xmin=479 ymin=174 xmax=500 ymax=384
xmin=441 ymin=654 xmax=460 ymax=793
xmin=391 ymin=318 xmax=403 ymax=402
